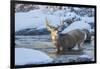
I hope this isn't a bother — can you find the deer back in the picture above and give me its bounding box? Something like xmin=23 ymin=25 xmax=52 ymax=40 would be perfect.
xmin=57 ymin=29 xmax=86 ymax=49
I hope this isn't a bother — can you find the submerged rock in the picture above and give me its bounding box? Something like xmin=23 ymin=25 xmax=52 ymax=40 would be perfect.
xmin=76 ymin=55 xmax=93 ymax=62
xmin=69 ymin=55 xmax=93 ymax=62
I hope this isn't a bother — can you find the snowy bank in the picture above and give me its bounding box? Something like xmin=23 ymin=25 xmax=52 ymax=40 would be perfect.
xmin=15 ymin=8 xmax=94 ymax=33
xmin=15 ymin=9 xmax=62 ymax=31
xmin=15 ymin=48 xmax=53 ymax=65
xmin=61 ymin=21 xmax=91 ymax=33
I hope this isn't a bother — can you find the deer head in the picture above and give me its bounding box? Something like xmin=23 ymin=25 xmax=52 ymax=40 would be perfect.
xmin=45 ymin=18 xmax=64 ymax=42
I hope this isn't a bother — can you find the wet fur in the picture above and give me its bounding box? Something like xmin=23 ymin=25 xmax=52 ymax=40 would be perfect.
xmin=53 ymin=29 xmax=86 ymax=53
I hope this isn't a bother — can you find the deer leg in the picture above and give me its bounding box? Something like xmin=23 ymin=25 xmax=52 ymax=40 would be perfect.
xmin=78 ymin=41 xmax=84 ymax=51
xmin=62 ymin=47 xmax=67 ymax=51
xmin=72 ymin=44 xmax=79 ymax=50
xmin=55 ymin=43 xmax=60 ymax=54
xmin=57 ymin=45 xmax=60 ymax=54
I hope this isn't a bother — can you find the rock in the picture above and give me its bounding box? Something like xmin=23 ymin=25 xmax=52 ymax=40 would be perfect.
xmin=76 ymin=55 xmax=93 ymax=62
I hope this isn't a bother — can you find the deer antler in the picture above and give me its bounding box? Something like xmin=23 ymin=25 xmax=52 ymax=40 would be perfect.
xmin=57 ymin=19 xmax=65 ymax=32
xmin=45 ymin=17 xmax=65 ymax=32
xmin=45 ymin=17 xmax=55 ymax=31
xmin=45 ymin=17 xmax=49 ymax=26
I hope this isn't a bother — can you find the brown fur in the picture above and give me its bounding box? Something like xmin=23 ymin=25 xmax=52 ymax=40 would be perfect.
xmin=45 ymin=18 xmax=86 ymax=54
xmin=57 ymin=29 xmax=85 ymax=52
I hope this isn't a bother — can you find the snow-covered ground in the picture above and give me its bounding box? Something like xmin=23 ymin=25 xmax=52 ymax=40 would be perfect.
xmin=15 ymin=6 xmax=94 ymax=33
xmin=61 ymin=21 xmax=91 ymax=33
xmin=15 ymin=9 xmax=62 ymax=31
xmin=15 ymin=48 xmax=53 ymax=65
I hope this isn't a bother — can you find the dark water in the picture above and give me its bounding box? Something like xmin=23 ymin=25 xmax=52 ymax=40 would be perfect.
xmin=15 ymin=35 xmax=95 ymax=63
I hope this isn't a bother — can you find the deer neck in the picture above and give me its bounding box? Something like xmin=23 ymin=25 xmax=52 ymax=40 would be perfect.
xmin=50 ymin=33 xmax=58 ymax=43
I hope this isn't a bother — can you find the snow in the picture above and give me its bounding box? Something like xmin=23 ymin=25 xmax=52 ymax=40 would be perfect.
xmin=15 ymin=7 xmax=94 ymax=32
xmin=15 ymin=8 xmax=80 ymax=31
xmin=15 ymin=9 xmax=62 ymax=31
xmin=65 ymin=12 xmax=77 ymax=18
xmin=15 ymin=9 xmax=46 ymax=31
xmin=60 ymin=12 xmax=81 ymax=20
xmin=15 ymin=48 xmax=53 ymax=65
xmin=61 ymin=20 xmax=91 ymax=33
xmin=90 ymin=28 xmax=94 ymax=33
xmin=54 ymin=10 xmax=66 ymax=16
xmin=61 ymin=15 xmax=94 ymax=33
xmin=82 ymin=16 xmax=94 ymax=23
xmin=73 ymin=7 xmax=81 ymax=10
xmin=79 ymin=55 xmax=93 ymax=59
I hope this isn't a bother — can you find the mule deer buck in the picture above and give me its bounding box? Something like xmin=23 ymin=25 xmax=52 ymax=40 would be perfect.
xmin=45 ymin=18 xmax=87 ymax=54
